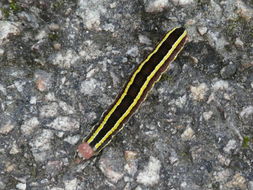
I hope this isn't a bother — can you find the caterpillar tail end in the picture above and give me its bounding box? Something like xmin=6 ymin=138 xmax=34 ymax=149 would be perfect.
xmin=77 ymin=142 xmax=94 ymax=160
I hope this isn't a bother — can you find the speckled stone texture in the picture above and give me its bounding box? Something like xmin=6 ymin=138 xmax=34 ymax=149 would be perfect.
xmin=0 ymin=0 xmax=252 ymax=189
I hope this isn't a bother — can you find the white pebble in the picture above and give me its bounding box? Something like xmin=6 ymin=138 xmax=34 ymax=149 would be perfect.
xmin=223 ymin=139 xmax=237 ymax=153
xmin=145 ymin=0 xmax=169 ymax=13
xmin=16 ymin=183 xmax=26 ymax=190
xmin=171 ymin=0 xmax=194 ymax=6
xmin=190 ymin=83 xmax=208 ymax=101
xmin=40 ymin=102 xmax=58 ymax=118
xmin=203 ymin=111 xmax=213 ymax=121
xmin=137 ymin=156 xmax=161 ymax=186
xmin=21 ymin=117 xmax=39 ymax=136
xmin=47 ymin=116 xmax=79 ymax=132
xmin=197 ymin=26 xmax=208 ymax=35
xmin=0 ymin=48 xmax=4 ymax=56
xmin=235 ymin=37 xmax=244 ymax=48
xmin=80 ymin=78 xmax=99 ymax=95
xmin=181 ymin=127 xmax=195 ymax=141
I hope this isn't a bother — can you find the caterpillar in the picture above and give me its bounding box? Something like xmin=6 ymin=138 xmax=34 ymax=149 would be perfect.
xmin=78 ymin=27 xmax=187 ymax=159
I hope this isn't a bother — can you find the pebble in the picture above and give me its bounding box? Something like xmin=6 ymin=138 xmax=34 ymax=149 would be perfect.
xmin=9 ymin=141 xmax=20 ymax=154
xmin=212 ymin=80 xmax=229 ymax=91
xmin=51 ymin=50 xmax=80 ymax=68
xmin=77 ymin=0 xmax=102 ymax=30
xmin=29 ymin=129 xmax=53 ymax=162
xmin=171 ymin=0 xmax=194 ymax=6
xmin=138 ymin=35 xmax=152 ymax=45
xmin=197 ymin=26 xmax=208 ymax=35
xmin=34 ymin=70 xmax=53 ymax=92
xmin=203 ymin=111 xmax=213 ymax=121
xmin=190 ymin=83 xmax=208 ymax=101
xmin=47 ymin=116 xmax=79 ymax=132
xmin=64 ymin=179 xmax=78 ymax=190
xmin=240 ymin=106 xmax=253 ymax=125
xmin=21 ymin=117 xmax=40 ymax=136
xmin=48 ymin=23 xmax=60 ymax=31
xmin=236 ymin=0 xmax=253 ymax=21
xmin=16 ymin=183 xmax=26 ymax=190
xmin=124 ymin=151 xmax=138 ymax=176
xmin=40 ymin=102 xmax=59 ymax=118
xmin=144 ymin=0 xmax=169 ymax=13
xmin=214 ymin=169 xmax=231 ymax=182
xmin=225 ymin=173 xmax=247 ymax=189
xmin=223 ymin=139 xmax=237 ymax=154
xmin=64 ymin=135 xmax=80 ymax=145
xmin=0 ymin=117 xmax=15 ymax=135
xmin=30 ymin=96 xmax=37 ymax=104
xmin=136 ymin=156 xmax=161 ymax=186
xmin=59 ymin=101 xmax=75 ymax=115
xmin=99 ymin=150 xmax=124 ymax=183
xmin=0 ymin=21 xmax=21 ymax=45
xmin=53 ymin=43 xmax=61 ymax=50
xmin=80 ymin=78 xmax=99 ymax=95
xmin=220 ymin=63 xmax=237 ymax=79
xmin=0 ymin=48 xmax=4 ymax=56
xmin=181 ymin=127 xmax=195 ymax=141
xmin=234 ymin=37 xmax=244 ymax=48
xmin=126 ymin=46 xmax=139 ymax=57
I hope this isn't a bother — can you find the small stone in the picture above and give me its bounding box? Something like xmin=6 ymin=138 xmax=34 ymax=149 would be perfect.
xmin=21 ymin=117 xmax=40 ymax=136
xmin=126 ymin=46 xmax=139 ymax=57
xmin=30 ymin=129 xmax=53 ymax=162
xmin=59 ymin=101 xmax=75 ymax=115
xmin=10 ymin=142 xmax=20 ymax=154
xmin=181 ymin=127 xmax=195 ymax=141
xmin=136 ymin=156 xmax=161 ymax=186
xmin=47 ymin=116 xmax=79 ymax=131
xmin=0 ymin=49 xmax=4 ymax=56
xmin=214 ymin=169 xmax=231 ymax=182
xmin=0 ymin=118 xmax=15 ymax=134
xmin=240 ymin=106 xmax=253 ymax=125
xmin=223 ymin=139 xmax=237 ymax=153
xmin=64 ymin=179 xmax=78 ymax=190
xmin=99 ymin=155 xmax=124 ymax=183
xmin=0 ymin=21 xmax=21 ymax=45
xmin=51 ymin=50 xmax=80 ymax=68
xmin=144 ymin=0 xmax=169 ymax=13
xmin=80 ymin=78 xmax=99 ymax=95
xmin=53 ymin=43 xmax=61 ymax=50
xmin=190 ymin=83 xmax=208 ymax=101
xmin=220 ymin=64 xmax=237 ymax=79
xmin=212 ymin=80 xmax=229 ymax=91
xmin=236 ymin=0 xmax=253 ymax=21
xmin=218 ymin=154 xmax=231 ymax=166
xmin=225 ymin=173 xmax=247 ymax=189
xmin=34 ymin=70 xmax=53 ymax=92
xmin=64 ymin=135 xmax=80 ymax=145
xmin=30 ymin=96 xmax=37 ymax=104
xmin=138 ymin=35 xmax=151 ymax=45
xmin=16 ymin=183 xmax=26 ymax=190
xmin=124 ymin=151 xmax=138 ymax=176
xmin=124 ymin=151 xmax=138 ymax=161
xmin=48 ymin=23 xmax=60 ymax=31
xmin=171 ymin=0 xmax=194 ymax=6
xmin=234 ymin=37 xmax=244 ymax=48
xmin=197 ymin=26 xmax=208 ymax=35
xmin=203 ymin=111 xmax=213 ymax=121
xmin=40 ymin=102 xmax=58 ymax=118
